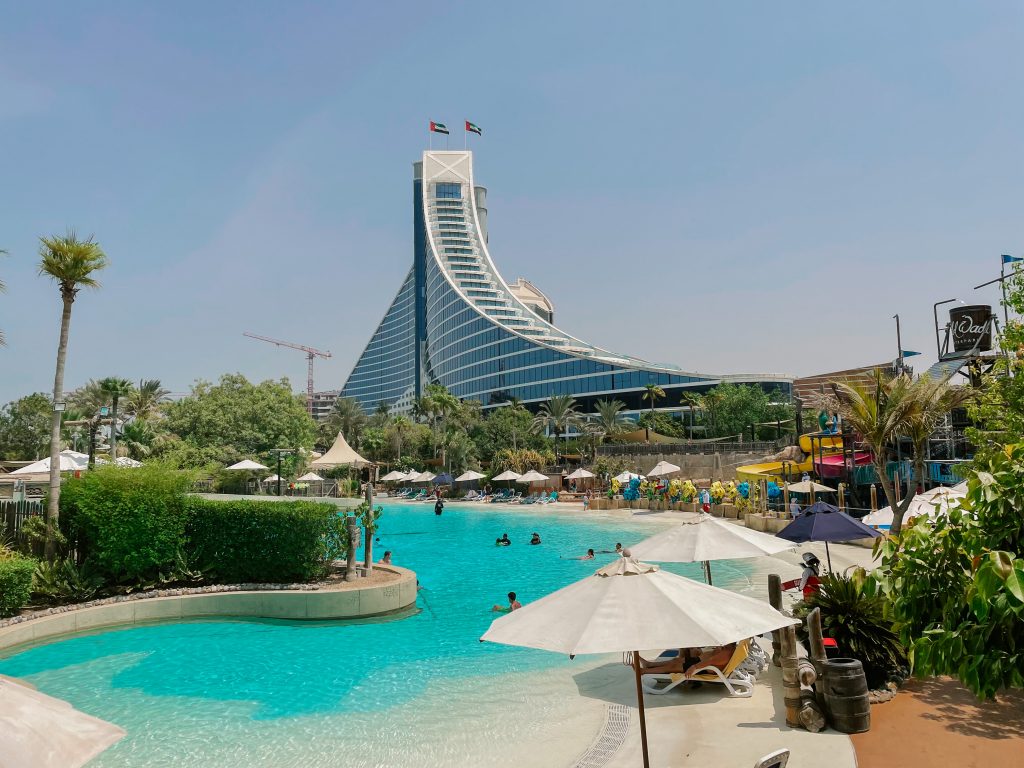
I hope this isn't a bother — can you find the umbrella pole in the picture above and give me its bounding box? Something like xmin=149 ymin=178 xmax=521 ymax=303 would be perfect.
xmin=632 ymin=652 xmax=651 ymax=768
xmin=704 ymin=560 xmax=713 ymax=585
xmin=825 ymin=541 xmax=833 ymax=572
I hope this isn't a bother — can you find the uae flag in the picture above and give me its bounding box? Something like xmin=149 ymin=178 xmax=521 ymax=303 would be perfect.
xmin=465 ymin=121 xmax=482 ymax=136
xmin=429 ymin=121 xmax=449 ymax=135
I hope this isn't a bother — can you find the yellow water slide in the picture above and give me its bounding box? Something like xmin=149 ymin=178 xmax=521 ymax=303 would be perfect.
xmin=735 ymin=434 xmax=845 ymax=485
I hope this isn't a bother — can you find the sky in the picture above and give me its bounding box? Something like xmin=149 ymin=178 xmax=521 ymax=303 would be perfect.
xmin=0 ymin=1 xmax=1019 ymax=403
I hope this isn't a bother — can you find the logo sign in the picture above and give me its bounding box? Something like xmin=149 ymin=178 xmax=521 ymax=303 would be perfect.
xmin=949 ymin=305 xmax=993 ymax=353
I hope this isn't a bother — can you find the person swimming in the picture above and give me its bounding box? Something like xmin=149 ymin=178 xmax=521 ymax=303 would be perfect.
xmin=530 ymin=532 xmax=542 ymax=545
xmin=434 ymin=498 xmax=444 ymax=515
xmin=495 ymin=533 xmax=511 ymax=546
xmin=492 ymin=591 xmax=522 ymax=612
xmin=577 ymin=548 xmax=595 ymax=560
xmin=379 ymin=550 xmax=392 ymax=564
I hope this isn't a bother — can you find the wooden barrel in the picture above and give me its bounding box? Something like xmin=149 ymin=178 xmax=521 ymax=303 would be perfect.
xmin=823 ymin=658 xmax=870 ymax=733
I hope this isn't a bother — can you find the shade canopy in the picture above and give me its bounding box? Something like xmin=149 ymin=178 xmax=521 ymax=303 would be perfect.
xmin=481 ymin=555 xmax=796 ymax=656
xmin=0 ymin=676 xmax=126 ymax=768
xmin=12 ymin=452 xmax=89 ymax=475
xmin=225 ymin=459 xmax=269 ymax=471
xmin=646 ymin=461 xmax=681 ymax=478
xmin=786 ymin=480 xmax=833 ymax=494
xmin=517 ymin=470 xmax=548 ymax=484
xmin=297 ymin=472 xmax=324 ymax=482
xmin=455 ymin=470 xmax=486 ymax=482
xmin=379 ymin=470 xmax=408 ymax=482
xmin=614 ymin=471 xmax=644 ymax=483
xmin=862 ymin=486 xmax=965 ymax=527
xmin=412 ymin=471 xmax=436 ymax=483
xmin=629 ymin=513 xmax=796 ymax=564
xmin=565 ymin=468 xmax=595 ymax=480
xmin=433 ymin=473 xmax=455 ymax=485
xmin=777 ymin=502 xmax=881 ymax=544
xmin=492 ymin=470 xmax=521 ymax=481
xmin=262 ymin=474 xmax=281 ymax=483
xmin=310 ymin=431 xmax=371 ymax=469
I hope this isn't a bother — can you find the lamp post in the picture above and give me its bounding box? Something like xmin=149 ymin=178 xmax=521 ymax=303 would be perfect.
xmin=267 ymin=448 xmax=295 ymax=496
xmin=933 ymin=298 xmax=959 ymax=358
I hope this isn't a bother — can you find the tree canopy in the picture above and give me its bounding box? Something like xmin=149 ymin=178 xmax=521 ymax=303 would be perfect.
xmin=0 ymin=393 xmax=52 ymax=460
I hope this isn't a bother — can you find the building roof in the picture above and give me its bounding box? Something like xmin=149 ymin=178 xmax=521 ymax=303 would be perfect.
xmin=792 ymin=363 xmax=892 ymax=402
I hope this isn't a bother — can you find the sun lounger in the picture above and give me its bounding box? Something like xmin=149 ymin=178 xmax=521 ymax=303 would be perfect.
xmin=640 ymin=639 xmax=767 ymax=698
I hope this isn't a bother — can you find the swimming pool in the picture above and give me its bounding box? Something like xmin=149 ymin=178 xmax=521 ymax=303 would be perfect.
xmin=0 ymin=503 xmax=762 ymax=767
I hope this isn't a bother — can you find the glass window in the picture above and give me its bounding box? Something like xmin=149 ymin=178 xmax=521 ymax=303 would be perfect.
xmin=435 ymin=182 xmax=462 ymax=199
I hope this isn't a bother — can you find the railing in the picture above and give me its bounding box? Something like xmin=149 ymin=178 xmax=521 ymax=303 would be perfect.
xmin=0 ymin=499 xmax=45 ymax=539
xmin=597 ymin=439 xmax=788 ymax=457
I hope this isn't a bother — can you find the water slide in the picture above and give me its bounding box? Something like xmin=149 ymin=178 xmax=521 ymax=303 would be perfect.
xmin=735 ymin=434 xmax=846 ymax=485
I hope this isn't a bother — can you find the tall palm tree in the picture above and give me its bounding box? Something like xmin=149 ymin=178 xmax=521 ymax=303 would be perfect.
xmin=679 ymin=391 xmax=701 ymax=439
xmin=69 ymin=379 xmax=110 ymax=413
xmin=99 ymin=377 xmax=135 ymax=459
xmin=503 ymin=396 xmax=527 ymax=451
xmin=591 ymin=398 xmax=630 ymax=443
xmin=426 ymin=385 xmax=460 ymax=469
xmin=389 ymin=415 xmax=413 ymax=462
xmin=127 ymin=379 xmax=170 ymax=420
xmin=39 ymin=232 xmax=108 ymax=557
xmin=327 ymin=397 xmax=368 ymax=446
xmin=642 ymin=383 xmax=666 ymax=418
xmin=118 ymin=420 xmax=155 ymax=460
xmin=904 ymin=374 xmax=974 ymax=508
xmin=532 ymin=394 xmax=580 ymax=461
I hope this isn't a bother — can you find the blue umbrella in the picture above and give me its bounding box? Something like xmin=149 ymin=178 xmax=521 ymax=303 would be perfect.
xmin=775 ymin=501 xmax=881 ymax=570
xmin=433 ymin=473 xmax=454 ymax=485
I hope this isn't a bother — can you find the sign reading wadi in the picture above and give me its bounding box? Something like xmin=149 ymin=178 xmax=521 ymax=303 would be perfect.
xmin=949 ymin=305 xmax=994 ymax=354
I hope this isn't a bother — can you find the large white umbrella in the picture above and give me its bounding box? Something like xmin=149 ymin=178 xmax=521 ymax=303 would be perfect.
xmin=492 ymin=470 xmax=521 ymax=482
xmin=481 ymin=555 xmax=796 ymax=768
xmin=786 ymin=480 xmax=833 ymax=494
xmin=412 ymin=471 xmax=436 ymax=483
xmin=297 ymin=472 xmax=324 ymax=482
xmin=262 ymin=474 xmax=281 ymax=483
xmin=628 ymin=513 xmax=796 ymax=584
xmin=862 ymin=486 xmax=966 ymax=528
xmin=226 ymin=459 xmax=269 ymax=471
xmin=517 ymin=469 xmax=548 ymax=484
xmin=379 ymin=470 xmax=407 ymax=482
xmin=455 ymin=470 xmax=486 ymax=482
xmin=614 ymin=471 xmax=644 ymax=483
xmin=565 ymin=468 xmax=595 ymax=480
xmin=11 ymin=452 xmax=89 ymax=475
xmin=0 ymin=676 xmax=126 ymax=768
xmin=646 ymin=460 xmax=681 ymax=478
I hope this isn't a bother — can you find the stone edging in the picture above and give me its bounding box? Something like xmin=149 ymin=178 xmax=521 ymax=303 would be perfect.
xmin=0 ymin=566 xmax=417 ymax=654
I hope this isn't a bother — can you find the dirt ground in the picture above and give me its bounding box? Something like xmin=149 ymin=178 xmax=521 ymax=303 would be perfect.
xmin=852 ymin=677 xmax=1024 ymax=768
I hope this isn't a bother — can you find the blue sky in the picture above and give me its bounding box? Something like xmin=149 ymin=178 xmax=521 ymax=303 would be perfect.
xmin=0 ymin=1 xmax=1019 ymax=403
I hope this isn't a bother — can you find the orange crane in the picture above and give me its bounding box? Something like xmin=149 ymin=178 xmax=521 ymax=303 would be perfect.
xmin=243 ymin=332 xmax=332 ymax=415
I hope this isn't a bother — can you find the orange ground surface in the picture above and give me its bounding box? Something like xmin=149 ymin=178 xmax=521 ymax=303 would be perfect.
xmin=852 ymin=677 xmax=1024 ymax=768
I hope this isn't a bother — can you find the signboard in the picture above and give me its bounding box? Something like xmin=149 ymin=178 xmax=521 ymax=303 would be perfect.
xmin=949 ymin=305 xmax=993 ymax=353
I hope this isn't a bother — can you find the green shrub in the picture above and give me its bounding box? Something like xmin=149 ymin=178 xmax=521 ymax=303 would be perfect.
xmin=186 ymin=498 xmax=348 ymax=583
xmin=32 ymin=558 xmax=104 ymax=604
xmin=61 ymin=464 xmax=194 ymax=585
xmin=0 ymin=551 xmax=36 ymax=616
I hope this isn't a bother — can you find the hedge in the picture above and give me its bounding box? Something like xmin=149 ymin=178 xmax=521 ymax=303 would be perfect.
xmin=0 ymin=553 xmax=36 ymax=617
xmin=61 ymin=464 xmax=194 ymax=584
xmin=186 ymin=498 xmax=347 ymax=584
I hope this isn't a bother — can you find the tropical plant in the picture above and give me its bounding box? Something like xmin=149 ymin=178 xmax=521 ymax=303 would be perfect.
xmin=38 ymin=231 xmax=109 ymax=558
xmin=532 ymin=394 xmax=580 ymax=461
xmin=127 ymin=379 xmax=170 ymax=420
xmin=492 ymin=447 xmax=555 ymax=474
xmin=679 ymin=391 xmax=701 ymax=438
xmin=371 ymin=400 xmax=391 ymax=428
xmin=797 ymin=570 xmax=907 ymax=689
xmin=99 ymin=377 xmax=135 ymax=460
xmin=591 ymin=399 xmax=630 ymax=442
xmin=642 ymin=383 xmax=666 ymax=421
xmin=324 ymin=397 xmax=368 ymax=448
xmin=0 ymin=551 xmax=36 ymax=616
xmin=388 ymin=415 xmax=414 ymax=461
xmin=903 ymin=375 xmax=973 ymax=499
xmin=32 ymin=557 xmax=104 ymax=604
xmin=69 ymin=379 xmax=110 ymax=414
xmin=118 ymin=419 xmax=158 ymax=460
xmin=0 ymin=393 xmax=52 ymax=460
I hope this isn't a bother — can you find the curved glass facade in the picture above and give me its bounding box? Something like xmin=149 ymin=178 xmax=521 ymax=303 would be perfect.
xmin=341 ymin=151 xmax=791 ymax=414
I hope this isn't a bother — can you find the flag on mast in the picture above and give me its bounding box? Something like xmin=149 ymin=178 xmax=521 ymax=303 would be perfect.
xmin=429 ymin=121 xmax=449 ymax=135
xmin=465 ymin=121 xmax=482 ymax=136
xmin=1002 ymin=254 xmax=1023 ymax=264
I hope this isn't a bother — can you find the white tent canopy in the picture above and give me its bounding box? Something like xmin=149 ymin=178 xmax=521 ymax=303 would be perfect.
xmin=646 ymin=461 xmax=681 ymax=478
xmin=225 ymin=459 xmax=269 ymax=471
xmin=863 ymin=486 xmax=966 ymax=527
xmin=492 ymin=470 xmax=521 ymax=481
xmin=11 ymin=451 xmax=89 ymax=475
xmin=455 ymin=470 xmax=486 ymax=482
xmin=0 ymin=676 xmax=125 ymax=768
xmin=517 ymin=470 xmax=548 ymax=484
xmin=565 ymin=468 xmax=595 ymax=480
xmin=297 ymin=472 xmax=324 ymax=482
xmin=310 ymin=432 xmax=371 ymax=469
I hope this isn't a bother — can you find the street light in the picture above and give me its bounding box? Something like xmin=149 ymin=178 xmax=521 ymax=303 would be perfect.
xmin=267 ymin=448 xmax=296 ymax=497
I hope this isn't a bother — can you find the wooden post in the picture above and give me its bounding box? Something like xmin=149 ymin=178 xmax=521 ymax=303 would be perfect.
xmin=807 ymin=608 xmax=828 ymax=667
xmin=632 ymin=653 xmax=651 ymax=768
xmin=837 ymin=483 xmax=845 ymax=512
xmin=363 ymin=483 xmax=375 ymax=574
xmin=768 ymin=574 xmax=783 ymax=667
xmin=345 ymin=513 xmax=360 ymax=582
xmin=783 ymin=482 xmax=790 ymax=519
xmin=780 ymin=624 xmax=802 ymax=727
xmin=870 ymin=484 xmax=878 ymax=512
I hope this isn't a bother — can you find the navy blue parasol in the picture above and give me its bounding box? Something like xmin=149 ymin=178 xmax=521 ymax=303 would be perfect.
xmin=776 ymin=501 xmax=880 ymax=570
xmin=433 ymin=473 xmax=454 ymax=485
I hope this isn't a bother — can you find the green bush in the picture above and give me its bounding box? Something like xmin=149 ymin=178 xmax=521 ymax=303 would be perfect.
xmin=0 ymin=551 xmax=36 ymax=617
xmin=61 ymin=464 xmax=194 ymax=585
xmin=186 ymin=498 xmax=348 ymax=583
xmin=32 ymin=558 xmax=104 ymax=605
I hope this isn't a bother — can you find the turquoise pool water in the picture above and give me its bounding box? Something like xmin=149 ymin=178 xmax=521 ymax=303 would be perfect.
xmin=0 ymin=504 xmax=759 ymax=767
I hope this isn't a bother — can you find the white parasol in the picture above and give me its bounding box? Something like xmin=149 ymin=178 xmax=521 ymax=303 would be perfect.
xmin=646 ymin=460 xmax=681 ymax=478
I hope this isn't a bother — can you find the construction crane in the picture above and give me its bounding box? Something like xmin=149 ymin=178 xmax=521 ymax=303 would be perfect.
xmin=243 ymin=332 xmax=332 ymax=415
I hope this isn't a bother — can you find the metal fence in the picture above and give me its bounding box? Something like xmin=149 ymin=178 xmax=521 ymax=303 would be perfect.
xmin=596 ymin=439 xmax=787 ymax=457
xmin=0 ymin=499 xmax=45 ymax=539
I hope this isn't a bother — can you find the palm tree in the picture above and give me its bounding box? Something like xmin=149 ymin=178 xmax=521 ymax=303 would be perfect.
xmin=327 ymin=397 xmax=368 ymax=446
xmin=118 ymin=420 xmax=155 ymax=460
xmin=426 ymin=385 xmax=460 ymax=469
xmin=69 ymin=379 xmax=110 ymax=413
xmin=127 ymin=379 xmax=170 ymax=420
xmin=532 ymin=394 xmax=580 ymax=461
xmin=371 ymin=400 xmax=391 ymax=428
xmin=389 ymin=415 xmax=413 ymax=462
xmin=503 ymin=396 xmax=527 ymax=450
xmin=642 ymin=383 xmax=666 ymax=418
xmin=38 ymin=232 xmax=108 ymax=557
xmin=591 ymin=398 xmax=630 ymax=443
xmin=679 ymin=391 xmax=701 ymax=439
xmin=99 ymin=377 xmax=135 ymax=459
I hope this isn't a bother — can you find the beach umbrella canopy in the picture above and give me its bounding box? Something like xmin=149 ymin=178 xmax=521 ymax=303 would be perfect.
xmin=297 ymin=472 xmax=324 ymax=482
xmin=262 ymin=474 xmax=281 ymax=483
xmin=776 ymin=501 xmax=881 ymax=570
xmin=225 ymin=459 xmax=269 ymax=471
xmin=862 ymin=486 xmax=965 ymax=528
xmin=628 ymin=513 xmax=796 ymax=584
xmin=951 ymin=480 xmax=968 ymax=493
xmin=455 ymin=470 xmax=486 ymax=482
xmin=0 ymin=676 xmax=126 ymax=768
xmin=412 ymin=471 xmax=436 ymax=483
xmin=492 ymin=470 xmax=521 ymax=482
xmin=379 ymin=470 xmax=407 ymax=482
xmin=565 ymin=468 xmax=595 ymax=480
xmin=517 ymin=469 xmax=548 ymax=484
xmin=614 ymin=471 xmax=644 ymax=483
xmin=11 ymin=452 xmax=89 ymax=475
xmin=646 ymin=460 xmax=681 ymax=478
xmin=481 ymin=555 xmax=796 ymax=768
xmin=786 ymin=480 xmax=833 ymax=494
xmin=433 ymin=473 xmax=454 ymax=485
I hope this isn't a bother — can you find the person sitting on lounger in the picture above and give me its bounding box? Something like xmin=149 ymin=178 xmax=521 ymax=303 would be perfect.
xmin=492 ymin=591 xmax=522 ymax=612
xmin=530 ymin=532 xmax=542 ymax=545
xmin=685 ymin=643 xmax=736 ymax=676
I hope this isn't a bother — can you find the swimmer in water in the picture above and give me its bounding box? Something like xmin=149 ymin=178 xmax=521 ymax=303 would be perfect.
xmin=492 ymin=591 xmax=522 ymax=612
xmin=530 ymin=532 xmax=542 ymax=545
